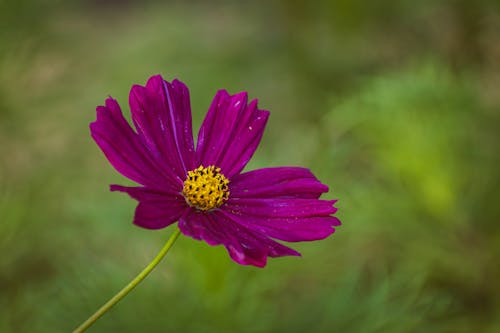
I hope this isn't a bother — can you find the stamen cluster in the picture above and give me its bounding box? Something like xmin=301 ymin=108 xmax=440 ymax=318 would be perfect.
xmin=182 ymin=165 xmax=229 ymax=211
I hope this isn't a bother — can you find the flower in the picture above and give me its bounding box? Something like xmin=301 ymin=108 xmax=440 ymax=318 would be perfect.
xmin=90 ymin=75 xmax=340 ymax=267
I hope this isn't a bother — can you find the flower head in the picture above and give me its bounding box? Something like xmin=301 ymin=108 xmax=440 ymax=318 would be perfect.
xmin=90 ymin=75 xmax=340 ymax=267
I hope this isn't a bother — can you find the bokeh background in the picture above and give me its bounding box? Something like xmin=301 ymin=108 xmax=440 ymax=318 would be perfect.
xmin=1 ymin=0 xmax=500 ymax=332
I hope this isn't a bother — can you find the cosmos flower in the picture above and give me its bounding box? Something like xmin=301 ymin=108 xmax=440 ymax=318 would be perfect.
xmin=90 ymin=75 xmax=340 ymax=267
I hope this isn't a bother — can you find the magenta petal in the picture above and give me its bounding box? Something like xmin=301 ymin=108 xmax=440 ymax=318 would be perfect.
xmin=111 ymin=185 xmax=188 ymax=229
xmin=225 ymin=197 xmax=337 ymax=218
xmin=196 ymin=90 xmax=269 ymax=178
xmin=179 ymin=210 xmax=300 ymax=267
xmin=226 ymin=167 xmax=339 ymax=241
xmin=230 ymin=167 xmax=329 ymax=199
xmin=178 ymin=210 xmax=226 ymax=246
xmin=220 ymin=209 xmax=339 ymax=242
xmin=90 ymin=98 xmax=180 ymax=190
xmin=129 ymin=75 xmax=195 ymax=178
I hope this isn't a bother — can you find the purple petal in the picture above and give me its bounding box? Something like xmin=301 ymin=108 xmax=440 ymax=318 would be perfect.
xmin=196 ymin=90 xmax=269 ymax=178
xmin=226 ymin=168 xmax=339 ymax=241
xmin=219 ymin=210 xmax=340 ymax=242
xmin=179 ymin=210 xmax=299 ymax=267
xmin=90 ymin=98 xmax=180 ymax=190
xmin=129 ymin=75 xmax=195 ymax=179
xmin=230 ymin=167 xmax=329 ymax=199
xmin=111 ymin=185 xmax=188 ymax=229
xmin=224 ymin=197 xmax=338 ymax=218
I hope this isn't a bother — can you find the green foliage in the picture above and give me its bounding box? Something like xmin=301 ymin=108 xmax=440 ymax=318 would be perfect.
xmin=322 ymin=63 xmax=500 ymax=332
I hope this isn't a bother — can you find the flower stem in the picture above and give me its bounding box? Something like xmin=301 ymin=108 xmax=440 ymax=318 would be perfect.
xmin=73 ymin=227 xmax=182 ymax=333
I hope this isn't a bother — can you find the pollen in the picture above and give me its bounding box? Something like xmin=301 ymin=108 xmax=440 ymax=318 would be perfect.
xmin=182 ymin=165 xmax=230 ymax=211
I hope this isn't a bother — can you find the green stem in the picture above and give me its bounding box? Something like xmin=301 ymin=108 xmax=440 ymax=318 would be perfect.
xmin=73 ymin=227 xmax=182 ymax=333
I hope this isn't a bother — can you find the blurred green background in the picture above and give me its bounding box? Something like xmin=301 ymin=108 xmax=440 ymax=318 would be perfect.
xmin=1 ymin=0 xmax=500 ymax=332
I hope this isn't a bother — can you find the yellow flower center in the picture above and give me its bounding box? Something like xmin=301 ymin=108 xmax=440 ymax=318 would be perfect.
xmin=182 ymin=165 xmax=230 ymax=211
